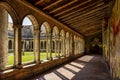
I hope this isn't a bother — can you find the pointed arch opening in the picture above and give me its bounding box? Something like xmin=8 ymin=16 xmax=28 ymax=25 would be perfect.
xmin=21 ymin=15 xmax=38 ymax=64
xmin=40 ymin=22 xmax=51 ymax=61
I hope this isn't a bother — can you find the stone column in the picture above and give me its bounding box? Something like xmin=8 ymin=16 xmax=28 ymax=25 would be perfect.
xmin=14 ymin=25 xmax=23 ymax=68
xmin=0 ymin=8 xmax=8 ymax=70
xmin=62 ymin=37 xmax=64 ymax=57
xmin=29 ymin=40 xmax=31 ymax=51
xmin=74 ymin=39 xmax=76 ymax=55
xmin=66 ymin=38 xmax=69 ymax=57
xmin=34 ymin=28 xmax=40 ymax=64
xmin=46 ymin=33 xmax=49 ymax=60
xmin=72 ymin=35 xmax=75 ymax=56
xmin=68 ymin=37 xmax=70 ymax=56
xmin=63 ymin=37 xmax=66 ymax=57
xmin=57 ymin=34 xmax=60 ymax=58
xmin=60 ymin=37 xmax=63 ymax=56
xmin=55 ymin=36 xmax=57 ymax=57
xmin=49 ymin=30 xmax=53 ymax=60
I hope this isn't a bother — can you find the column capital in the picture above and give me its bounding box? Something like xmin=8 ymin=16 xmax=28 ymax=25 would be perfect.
xmin=13 ymin=25 xmax=23 ymax=29
xmin=35 ymin=28 xmax=40 ymax=32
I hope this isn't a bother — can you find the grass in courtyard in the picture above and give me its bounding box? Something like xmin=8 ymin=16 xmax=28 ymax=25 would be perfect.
xmin=8 ymin=52 xmax=56 ymax=65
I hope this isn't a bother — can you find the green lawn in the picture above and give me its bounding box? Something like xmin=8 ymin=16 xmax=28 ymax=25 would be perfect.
xmin=8 ymin=52 xmax=56 ymax=65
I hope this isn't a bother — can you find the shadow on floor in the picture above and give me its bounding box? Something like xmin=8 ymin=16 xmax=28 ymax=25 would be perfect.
xmin=29 ymin=55 xmax=112 ymax=80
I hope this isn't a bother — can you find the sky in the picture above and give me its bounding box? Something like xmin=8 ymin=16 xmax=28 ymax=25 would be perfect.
xmin=8 ymin=14 xmax=46 ymax=32
xmin=8 ymin=14 xmax=32 ymax=25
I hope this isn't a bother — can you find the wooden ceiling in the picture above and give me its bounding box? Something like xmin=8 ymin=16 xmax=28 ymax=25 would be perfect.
xmin=24 ymin=0 xmax=111 ymax=37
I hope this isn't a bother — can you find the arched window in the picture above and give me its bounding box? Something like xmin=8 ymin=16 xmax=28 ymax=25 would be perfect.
xmin=40 ymin=22 xmax=50 ymax=60
xmin=7 ymin=14 xmax=14 ymax=66
xmin=22 ymin=15 xmax=37 ymax=64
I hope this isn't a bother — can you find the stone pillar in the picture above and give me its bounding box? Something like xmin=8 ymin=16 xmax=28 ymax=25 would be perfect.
xmin=63 ymin=37 xmax=66 ymax=57
xmin=49 ymin=30 xmax=53 ymax=60
xmin=72 ymin=35 xmax=75 ymax=56
xmin=57 ymin=34 xmax=60 ymax=58
xmin=60 ymin=39 xmax=63 ymax=56
xmin=68 ymin=37 xmax=70 ymax=56
xmin=66 ymin=38 xmax=69 ymax=57
xmin=34 ymin=28 xmax=40 ymax=64
xmin=29 ymin=40 xmax=31 ymax=51
xmin=46 ymin=33 xmax=49 ymax=60
xmin=62 ymin=38 xmax=64 ymax=57
xmin=55 ymin=36 xmax=57 ymax=57
xmin=74 ymin=39 xmax=76 ymax=55
xmin=14 ymin=25 xmax=23 ymax=68
xmin=0 ymin=8 xmax=8 ymax=70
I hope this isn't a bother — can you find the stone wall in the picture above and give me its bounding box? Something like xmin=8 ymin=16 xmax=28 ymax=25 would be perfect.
xmin=102 ymin=0 xmax=120 ymax=79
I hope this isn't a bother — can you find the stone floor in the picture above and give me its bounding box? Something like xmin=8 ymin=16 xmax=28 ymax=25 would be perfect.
xmin=30 ymin=55 xmax=111 ymax=80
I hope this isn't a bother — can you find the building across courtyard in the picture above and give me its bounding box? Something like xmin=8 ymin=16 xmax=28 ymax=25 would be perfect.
xmin=8 ymin=22 xmax=56 ymax=53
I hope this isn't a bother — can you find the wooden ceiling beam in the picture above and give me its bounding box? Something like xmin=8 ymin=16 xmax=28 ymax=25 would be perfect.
xmin=66 ymin=16 xmax=104 ymax=25
xmin=71 ymin=21 xmax=101 ymax=29
xmin=54 ymin=0 xmax=92 ymax=17
xmin=71 ymin=21 xmax=101 ymax=28
xmin=58 ymin=0 xmax=103 ymax=19
xmin=63 ymin=5 xmax=108 ymax=23
xmin=84 ymin=30 xmax=102 ymax=36
xmin=65 ymin=12 xmax=105 ymax=24
xmin=75 ymin=25 xmax=98 ymax=30
xmin=63 ymin=10 xmax=106 ymax=24
xmin=62 ymin=5 xmax=107 ymax=21
xmin=61 ymin=3 xmax=106 ymax=21
xmin=42 ymin=0 xmax=63 ymax=10
xmin=35 ymin=0 xmax=44 ymax=5
xmin=49 ymin=0 xmax=78 ymax=13
xmin=69 ymin=18 xmax=102 ymax=26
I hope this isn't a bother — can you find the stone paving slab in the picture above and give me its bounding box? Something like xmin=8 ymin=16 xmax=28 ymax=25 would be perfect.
xmin=30 ymin=55 xmax=111 ymax=80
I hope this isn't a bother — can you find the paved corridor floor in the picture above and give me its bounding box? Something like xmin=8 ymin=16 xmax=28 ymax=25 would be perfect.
xmin=31 ymin=55 xmax=111 ymax=80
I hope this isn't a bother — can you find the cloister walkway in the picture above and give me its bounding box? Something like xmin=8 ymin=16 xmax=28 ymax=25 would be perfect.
xmin=29 ymin=55 xmax=111 ymax=80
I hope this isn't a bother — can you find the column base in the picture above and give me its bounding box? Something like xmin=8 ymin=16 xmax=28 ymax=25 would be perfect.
xmin=15 ymin=64 xmax=23 ymax=69
xmin=46 ymin=57 xmax=49 ymax=60
xmin=0 ymin=66 xmax=6 ymax=71
xmin=58 ymin=56 xmax=61 ymax=59
xmin=36 ymin=61 xmax=41 ymax=64
xmin=49 ymin=57 xmax=53 ymax=61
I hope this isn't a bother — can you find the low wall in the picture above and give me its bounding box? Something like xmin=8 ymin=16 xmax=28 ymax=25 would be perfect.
xmin=0 ymin=54 xmax=83 ymax=80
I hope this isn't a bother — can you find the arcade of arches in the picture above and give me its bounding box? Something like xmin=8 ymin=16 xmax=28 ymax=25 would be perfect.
xmin=0 ymin=0 xmax=120 ymax=80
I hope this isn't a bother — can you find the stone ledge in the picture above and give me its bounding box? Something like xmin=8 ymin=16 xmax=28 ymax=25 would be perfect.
xmin=0 ymin=53 xmax=84 ymax=80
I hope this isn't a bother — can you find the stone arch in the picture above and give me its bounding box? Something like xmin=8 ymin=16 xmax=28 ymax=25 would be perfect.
xmin=21 ymin=14 xmax=39 ymax=63
xmin=66 ymin=32 xmax=69 ymax=38
xmin=22 ymin=14 xmax=39 ymax=29
xmin=53 ymin=26 xmax=59 ymax=35
xmin=60 ymin=30 xmax=65 ymax=37
xmin=0 ymin=2 xmax=19 ymax=24
xmin=42 ymin=21 xmax=51 ymax=34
